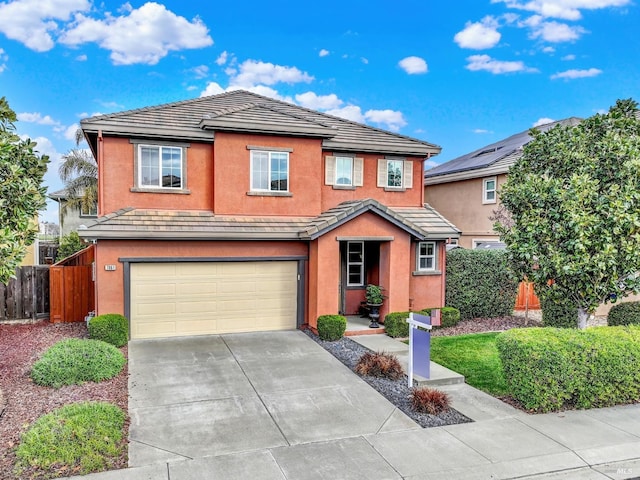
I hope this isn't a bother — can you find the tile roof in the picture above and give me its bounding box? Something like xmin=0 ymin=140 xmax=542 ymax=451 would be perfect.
xmin=79 ymin=201 xmax=460 ymax=241
xmin=81 ymin=90 xmax=440 ymax=157
xmin=424 ymin=117 xmax=582 ymax=183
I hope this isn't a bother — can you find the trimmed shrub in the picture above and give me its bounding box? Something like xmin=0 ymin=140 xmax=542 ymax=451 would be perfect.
xmin=608 ymin=301 xmax=640 ymax=326
xmin=31 ymin=339 xmax=126 ymax=388
xmin=55 ymin=232 xmax=88 ymax=262
xmin=317 ymin=314 xmax=347 ymax=341
xmin=537 ymin=287 xmax=577 ymax=328
xmin=420 ymin=307 xmax=461 ymax=328
xmin=496 ymin=326 xmax=640 ymax=412
xmin=384 ymin=311 xmax=411 ymax=338
xmin=410 ymin=387 xmax=451 ymax=415
xmin=15 ymin=402 xmax=125 ymax=476
xmin=445 ymin=249 xmax=518 ymax=320
xmin=88 ymin=313 xmax=129 ymax=347
xmin=355 ymin=351 xmax=404 ymax=380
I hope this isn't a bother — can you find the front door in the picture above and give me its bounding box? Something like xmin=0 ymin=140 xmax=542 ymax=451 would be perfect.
xmin=339 ymin=241 xmax=380 ymax=315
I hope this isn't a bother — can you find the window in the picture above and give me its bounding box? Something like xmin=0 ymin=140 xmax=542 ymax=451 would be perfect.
xmin=324 ymin=156 xmax=363 ymax=187
xmin=483 ymin=177 xmax=497 ymax=204
xmin=80 ymin=202 xmax=97 ymax=217
xmin=138 ymin=145 xmax=183 ymax=189
xmin=347 ymin=241 xmax=364 ymax=286
xmin=377 ymin=158 xmax=413 ymax=189
xmin=251 ymin=150 xmax=289 ymax=192
xmin=417 ymin=242 xmax=436 ymax=271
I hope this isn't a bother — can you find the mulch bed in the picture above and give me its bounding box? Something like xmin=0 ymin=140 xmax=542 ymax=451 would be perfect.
xmin=430 ymin=315 xmax=542 ymax=337
xmin=0 ymin=321 xmax=129 ymax=480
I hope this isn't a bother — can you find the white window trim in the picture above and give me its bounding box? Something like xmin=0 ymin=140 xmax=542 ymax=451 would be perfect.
xmin=79 ymin=202 xmax=98 ymax=217
xmin=483 ymin=176 xmax=497 ymax=204
xmin=250 ymin=150 xmax=290 ymax=193
xmin=346 ymin=241 xmax=365 ymax=287
xmin=377 ymin=157 xmax=413 ymax=190
xmin=131 ymin=142 xmax=189 ymax=193
xmin=335 ymin=156 xmax=354 ymax=186
xmin=417 ymin=241 xmax=437 ymax=272
xmin=325 ymin=155 xmax=363 ymax=188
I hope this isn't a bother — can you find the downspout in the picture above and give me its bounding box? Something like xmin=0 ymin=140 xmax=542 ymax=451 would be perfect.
xmin=98 ymin=130 xmax=104 ymax=216
xmin=440 ymin=242 xmax=446 ymax=307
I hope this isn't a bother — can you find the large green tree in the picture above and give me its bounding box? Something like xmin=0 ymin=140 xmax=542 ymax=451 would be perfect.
xmin=58 ymin=128 xmax=97 ymax=222
xmin=0 ymin=97 xmax=49 ymax=283
xmin=497 ymin=99 xmax=640 ymax=329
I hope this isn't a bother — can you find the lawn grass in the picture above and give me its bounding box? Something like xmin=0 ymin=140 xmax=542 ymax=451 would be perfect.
xmin=15 ymin=402 xmax=126 ymax=476
xmin=430 ymin=332 xmax=508 ymax=396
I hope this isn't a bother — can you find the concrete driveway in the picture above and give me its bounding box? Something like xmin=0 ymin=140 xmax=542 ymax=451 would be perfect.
xmin=126 ymin=330 xmax=418 ymax=473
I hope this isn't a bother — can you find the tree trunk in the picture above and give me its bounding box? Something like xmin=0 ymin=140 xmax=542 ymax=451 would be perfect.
xmin=577 ymin=307 xmax=588 ymax=329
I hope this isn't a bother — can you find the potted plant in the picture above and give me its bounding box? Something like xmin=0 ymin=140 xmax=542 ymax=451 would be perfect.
xmin=365 ymin=284 xmax=385 ymax=328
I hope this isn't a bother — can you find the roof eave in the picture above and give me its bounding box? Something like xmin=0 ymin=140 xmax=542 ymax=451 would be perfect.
xmin=322 ymin=140 xmax=440 ymax=157
xmin=81 ymin=122 xmax=214 ymax=142
xmin=199 ymin=119 xmax=337 ymax=138
xmin=424 ymin=164 xmax=511 ymax=185
xmin=78 ymin=230 xmax=302 ymax=241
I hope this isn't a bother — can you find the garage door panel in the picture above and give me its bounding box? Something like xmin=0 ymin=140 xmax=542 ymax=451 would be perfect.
xmin=130 ymin=261 xmax=297 ymax=339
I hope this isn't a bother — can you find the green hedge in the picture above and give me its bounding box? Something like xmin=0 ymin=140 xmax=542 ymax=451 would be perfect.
xmin=445 ymin=249 xmax=518 ymax=320
xmin=608 ymin=302 xmax=640 ymax=326
xmin=88 ymin=314 xmax=129 ymax=347
xmin=384 ymin=311 xmax=411 ymax=338
xmin=317 ymin=315 xmax=347 ymax=341
xmin=496 ymin=326 xmax=640 ymax=412
xmin=537 ymin=287 xmax=577 ymax=328
xmin=420 ymin=307 xmax=461 ymax=328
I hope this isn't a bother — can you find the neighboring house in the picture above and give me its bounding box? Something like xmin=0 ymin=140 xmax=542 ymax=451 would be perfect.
xmin=424 ymin=118 xmax=581 ymax=249
xmin=49 ymin=188 xmax=98 ymax=237
xmin=78 ymin=90 xmax=460 ymax=339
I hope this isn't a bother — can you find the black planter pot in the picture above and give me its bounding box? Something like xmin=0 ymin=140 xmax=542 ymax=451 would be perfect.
xmin=367 ymin=303 xmax=383 ymax=328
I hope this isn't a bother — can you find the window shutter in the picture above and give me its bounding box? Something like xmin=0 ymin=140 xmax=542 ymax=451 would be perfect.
xmin=325 ymin=156 xmax=336 ymax=185
xmin=403 ymin=160 xmax=413 ymax=188
xmin=353 ymin=157 xmax=364 ymax=187
xmin=377 ymin=159 xmax=387 ymax=187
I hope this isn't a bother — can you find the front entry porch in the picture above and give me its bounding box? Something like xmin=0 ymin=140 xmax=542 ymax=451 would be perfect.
xmin=344 ymin=315 xmax=386 ymax=336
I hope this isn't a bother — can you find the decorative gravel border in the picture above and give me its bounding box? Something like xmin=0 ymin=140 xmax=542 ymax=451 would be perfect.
xmin=304 ymin=331 xmax=472 ymax=428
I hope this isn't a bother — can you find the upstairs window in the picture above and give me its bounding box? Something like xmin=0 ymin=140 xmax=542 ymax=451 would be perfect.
xmin=377 ymin=158 xmax=413 ymax=189
xmin=417 ymin=242 xmax=436 ymax=271
xmin=251 ymin=150 xmax=289 ymax=192
xmin=139 ymin=145 xmax=183 ymax=189
xmin=80 ymin=202 xmax=98 ymax=217
xmin=483 ymin=177 xmax=497 ymax=204
xmin=325 ymin=155 xmax=363 ymax=187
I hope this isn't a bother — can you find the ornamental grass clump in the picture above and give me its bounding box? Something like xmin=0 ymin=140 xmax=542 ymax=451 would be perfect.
xmin=355 ymin=351 xmax=404 ymax=380
xmin=410 ymin=387 xmax=451 ymax=415
xmin=31 ymin=338 xmax=126 ymax=388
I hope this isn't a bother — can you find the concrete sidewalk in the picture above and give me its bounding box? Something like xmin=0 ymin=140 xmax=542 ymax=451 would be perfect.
xmin=71 ymin=331 xmax=640 ymax=480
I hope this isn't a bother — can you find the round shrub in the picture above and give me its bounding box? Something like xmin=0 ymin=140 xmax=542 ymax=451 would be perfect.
xmin=608 ymin=301 xmax=640 ymax=326
xmin=384 ymin=311 xmax=411 ymax=338
xmin=88 ymin=313 xmax=129 ymax=347
xmin=420 ymin=307 xmax=461 ymax=328
xmin=15 ymin=402 xmax=125 ymax=476
xmin=31 ymin=338 xmax=126 ymax=388
xmin=538 ymin=289 xmax=577 ymax=328
xmin=317 ymin=314 xmax=347 ymax=341
xmin=496 ymin=326 xmax=640 ymax=412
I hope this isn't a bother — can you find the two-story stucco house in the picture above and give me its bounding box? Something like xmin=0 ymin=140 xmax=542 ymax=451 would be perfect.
xmin=424 ymin=118 xmax=581 ymax=249
xmin=78 ymin=90 xmax=459 ymax=339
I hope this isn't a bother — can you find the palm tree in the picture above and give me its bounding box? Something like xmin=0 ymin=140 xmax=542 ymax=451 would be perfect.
xmin=58 ymin=129 xmax=97 ymax=222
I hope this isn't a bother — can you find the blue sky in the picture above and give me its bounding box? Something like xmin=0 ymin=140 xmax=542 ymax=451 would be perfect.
xmin=1 ymin=0 xmax=638 ymax=223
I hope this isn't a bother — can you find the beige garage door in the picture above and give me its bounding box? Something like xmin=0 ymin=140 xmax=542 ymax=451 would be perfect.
xmin=130 ymin=261 xmax=298 ymax=339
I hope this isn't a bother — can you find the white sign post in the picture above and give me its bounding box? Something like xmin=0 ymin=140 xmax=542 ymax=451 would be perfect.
xmin=406 ymin=312 xmax=433 ymax=388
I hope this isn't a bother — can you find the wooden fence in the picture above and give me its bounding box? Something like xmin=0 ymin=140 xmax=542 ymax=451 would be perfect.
xmin=50 ymin=245 xmax=95 ymax=323
xmin=514 ymin=281 xmax=541 ymax=310
xmin=0 ymin=266 xmax=50 ymax=321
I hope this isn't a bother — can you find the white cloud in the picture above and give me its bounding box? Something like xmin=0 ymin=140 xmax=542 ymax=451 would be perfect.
xmin=361 ymin=57 xmax=369 ymax=64
xmin=533 ymin=117 xmax=555 ymax=126
xmin=550 ymin=67 xmax=602 ymax=79
xmin=216 ymin=51 xmax=228 ymax=65
xmin=229 ymin=59 xmax=313 ymax=88
xmin=319 ymin=49 xmax=329 ymax=57
xmin=17 ymin=112 xmax=61 ymax=126
xmin=295 ymin=92 xmax=343 ymax=110
xmin=562 ymin=54 xmax=576 ymax=60
xmin=424 ymin=159 xmax=439 ymax=169
xmin=465 ymin=54 xmax=538 ymax=74
xmin=398 ymin=56 xmax=428 ymax=74
xmin=76 ymin=53 xmax=87 ymax=61
xmin=192 ymin=64 xmax=209 ymax=79
xmin=542 ymin=46 xmax=555 ymax=53
xmin=60 ymin=2 xmax=213 ymax=65
xmin=0 ymin=0 xmax=90 ymax=51
xmin=325 ymin=105 xmax=365 ymax=123
xmin=200 ymin=81 xmax=225 ymax=97
xmin=473 ymin=129 xmax=494 ymax=134
xmin=63 ymin=124 xmax=79 ymax=141
xmin=454 ymin=16 xmax=501 ymax=49
xmin=491 ymin=0 xmax=631 ymax=20
xmin=524 ymin=16 xmax=586 ymax=42
xmin=364 ymin=109 xmax=407 ymax=132
xmin=0 ymin=47 xmax=6 ymax=72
